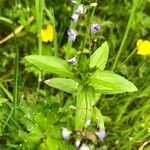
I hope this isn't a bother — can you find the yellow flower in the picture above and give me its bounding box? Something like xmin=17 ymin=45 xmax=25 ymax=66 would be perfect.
xmin=41 ymin=24 xmax=53 ymax=42
xmin=136 ymin=39 xmax=150 ymax=56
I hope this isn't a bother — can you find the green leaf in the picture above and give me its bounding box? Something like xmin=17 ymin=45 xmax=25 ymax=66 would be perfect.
xmin=75 ymin=86 xmax=94 ymax=129
xmin=0 ymin=96 xmax=7 ymax=106
xmin=44 ymin=78 xmax=78 ymax=94
xmin=88 ymin=70 xmax=138 ymax=94
xmin=92 ymin=107 xmax=104 ymax=128
xmin=90 ymin=41 xmax=109 ymax=70
xmin=25 ymin=55 xmax=74 ymax=78
xmin=39 ymin=137 xmax=59 ymax=150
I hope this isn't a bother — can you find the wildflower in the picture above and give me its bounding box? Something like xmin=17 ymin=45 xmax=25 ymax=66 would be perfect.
xmin=41 ymin=24 xmax=53 ymax=42
xmin=97 ymin=128 xmax=106 ymax=141
xmin=62 ymin=127 xmax=71 ymax=140
xmin=136 ymin=39 xmax=150 ymax=56
xmin=75 ymin=140 xmax=81 ymax=148
xmin=67 ymin=57 xmax=76 ymax=64
xmin=85 ymin=119 xmax=91 ymax=127
xmin=91 ymin=23 xmax=100 ymax=33
xmin=75 ymin=4 xmax=86 ymax=15
xmin=89 ymin=3 xmax=98 ymax=7
xmin=67 ymin=29 xmax=77 ymax=41
xmin=79 ymin=144 xmax=90 ymax=150
xmin=71 ymin=13 xmax=79 ymax=22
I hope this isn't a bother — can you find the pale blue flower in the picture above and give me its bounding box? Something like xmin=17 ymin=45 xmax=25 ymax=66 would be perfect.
xmin=91 ymin=23 xmax=100 ymax=33
xmin=71 ymin=13 xmax=79 ymax=22
xmin=67 ymin=29 xmax=77 ymax=41
xmin=62 ymin=127 xmax=71 ymax=140
xmin=97 ymin=128 xmax=106 ymax=141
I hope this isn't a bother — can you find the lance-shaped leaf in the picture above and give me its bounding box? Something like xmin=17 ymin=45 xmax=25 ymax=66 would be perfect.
xmin=25 ymin=55 xmax=74 ymax=78
xmin=75 ymin=86 xmax=94 ymax=129
xmin=88 ymin=70 xmax=138 ymax=94
xmin=44 ymin=78 xmax=78 ymax=94
xmin=92 ymin=107 xmax=104 ymax=129
xmin=90 ymin=41 xmax=109 ymax=70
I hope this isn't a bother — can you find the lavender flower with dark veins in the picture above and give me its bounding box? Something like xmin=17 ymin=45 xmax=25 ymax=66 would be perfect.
xmin=97 ymin=128 xmax=106 ymax=141
xmin=71 ymin=13 xmax=79 ymax=22
xmin=67 ymin=29 xmax=77 ymax=41
xmin=91 ymin=23 xmax=100 ymax=33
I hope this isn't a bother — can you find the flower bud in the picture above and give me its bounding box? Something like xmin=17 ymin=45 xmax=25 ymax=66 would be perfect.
xmin=75 ymin=4 xmax=86 ymax=15
xmin=67 ymin=57 xmax=76 ymax=64
xmin=85 ymin=119 xmax=91 ymax=127
xmin=70 ymin=0 xmax=78 ymax=4
xmin=89 ymin=3 xmax=98 ymax=7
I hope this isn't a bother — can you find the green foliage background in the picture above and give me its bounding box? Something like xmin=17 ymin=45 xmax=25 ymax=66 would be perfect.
xmin=0 ymin=0 xmax=150 ymax=149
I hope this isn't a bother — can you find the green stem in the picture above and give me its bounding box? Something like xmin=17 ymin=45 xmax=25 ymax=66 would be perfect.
xmin=12 ymin=3 xmax=19 ymax=119
xmin=122 ymin=48 xmax=136 ymax=64
xmin=13 ymin=47 xmax=19 ymax=119
xmin=112 ymin=0 xmax=139 ymax=71
xmin=35 ymin=0 xmax=44 ymax=94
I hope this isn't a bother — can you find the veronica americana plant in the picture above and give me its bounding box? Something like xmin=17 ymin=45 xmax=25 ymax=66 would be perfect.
xmin=24 ymin=1 xmax=138 ymax=147
xmin=25 ymin=41 xmax=137 ymax=130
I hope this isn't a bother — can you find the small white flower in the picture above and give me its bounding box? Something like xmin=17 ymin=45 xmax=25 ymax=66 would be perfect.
xmin=79 ymin=144 xmax=90 ymax=150
xmin=62 ymin=127 xmax=71 ymax=140
xmin=67 ymin=57 xmax=76 ymax=64
xmin=85 ymin=119 xmax=91 ymax=126
xmin=89 ymin=3 xmax=98 ymax=7
xmin=75 ymin=140 xmax=81 ymax=148
xmin=75 ymin=4 xmax=86 ymax=15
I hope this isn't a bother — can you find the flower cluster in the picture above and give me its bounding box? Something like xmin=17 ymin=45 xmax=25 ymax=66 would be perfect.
xmin=61 ymin=120 xmax=106 ymax=149
xmin=67 ymin=1 xmax=100 ymax=42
